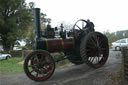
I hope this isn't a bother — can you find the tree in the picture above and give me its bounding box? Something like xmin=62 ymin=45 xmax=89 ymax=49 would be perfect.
xmin=104 ymin=30 xmax=120 ymax=47
xmin=0 ymin=0 xmax=32 ymax=53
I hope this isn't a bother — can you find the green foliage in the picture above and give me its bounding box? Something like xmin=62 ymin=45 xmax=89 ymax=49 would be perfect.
xmin=24 ymin=25 xmax=35 ymax=49
xmin=104 ymin=30 xmax=128 ymax=48
xmin=42 ymin=24 xmax=46 ymax=32
xmin=10 ymin=50 xmax=23 ymax=57
xmin=0 ymin=0 xmax=33 ymax=53
xmin=10 ymin=50 xmax=32 ymax=57
xmin=115 ymin=30 xmax=128 ymax=38
xmin=0 ymin=57 xmax=24 ymax=74
xmin=104 ymin=30 xmax=119 ymax=47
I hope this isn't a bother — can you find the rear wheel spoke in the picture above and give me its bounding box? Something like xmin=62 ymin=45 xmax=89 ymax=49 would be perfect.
xmin=90 ymin=57 xmax=95 ymax=63
xmin=90 ymin=38 xmax=97 ymax=47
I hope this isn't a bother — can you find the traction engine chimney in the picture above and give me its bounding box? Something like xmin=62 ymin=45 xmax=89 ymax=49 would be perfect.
xmin=34 ymin=8 xmax=42 ymax=39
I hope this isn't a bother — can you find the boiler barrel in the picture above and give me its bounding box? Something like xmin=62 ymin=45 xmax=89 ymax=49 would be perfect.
xmin=36 ymin=38 xmax=74 ymax=52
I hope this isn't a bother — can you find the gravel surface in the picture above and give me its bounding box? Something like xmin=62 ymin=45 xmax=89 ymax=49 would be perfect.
xmin=0 ymin=50 xmax=122 ymax=85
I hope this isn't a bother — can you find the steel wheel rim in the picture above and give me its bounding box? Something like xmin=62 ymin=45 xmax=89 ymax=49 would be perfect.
xmin=24 ymin=51 xmax=55 ymax=81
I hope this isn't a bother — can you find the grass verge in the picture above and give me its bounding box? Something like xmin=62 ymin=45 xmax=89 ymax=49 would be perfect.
xmin=0 ymin=56 xmax=71 ymax=74
xmin=0 ymin=57 xmax=24 ymax=74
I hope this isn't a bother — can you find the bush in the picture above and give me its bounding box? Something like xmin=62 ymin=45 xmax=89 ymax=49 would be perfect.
xmin=11 ymin=50 xmax=32 ymax=57
xmin=11 ymin=50 xmax=22 ymax=57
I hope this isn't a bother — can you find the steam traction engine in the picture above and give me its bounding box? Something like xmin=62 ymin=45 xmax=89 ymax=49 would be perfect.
xmin=24 ymin=8 xmax=109 ymax=81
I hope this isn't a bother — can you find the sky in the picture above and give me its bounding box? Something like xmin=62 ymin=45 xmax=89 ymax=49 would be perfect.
xmin=26 ymin=0 xmax=128 ymax=33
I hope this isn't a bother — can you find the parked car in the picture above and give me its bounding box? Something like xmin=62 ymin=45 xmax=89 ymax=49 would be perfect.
xmin=0 ymin=53 xmax=11 ymax=60
xmin=112 ymin=38 xmax=128 ymax=51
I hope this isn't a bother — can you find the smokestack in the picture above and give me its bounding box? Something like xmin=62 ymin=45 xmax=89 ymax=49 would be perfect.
xmin=34 ymin=8 xmax=42 ymax=38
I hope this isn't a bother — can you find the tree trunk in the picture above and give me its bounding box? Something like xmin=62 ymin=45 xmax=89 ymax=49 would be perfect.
xmin=1 ymin=37 xmax=11 ymax=53
xmin=3 ymin=44 xmax=11 ymax=53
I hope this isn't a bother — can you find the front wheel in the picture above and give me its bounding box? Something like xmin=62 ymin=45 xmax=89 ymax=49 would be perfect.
xmin=24 ymin=50 xmax=55 ymax=81
xmin=115 ymin=46 xmax=121 ymax=51
xmin=6 ymin=56 xmax=10 ymax=60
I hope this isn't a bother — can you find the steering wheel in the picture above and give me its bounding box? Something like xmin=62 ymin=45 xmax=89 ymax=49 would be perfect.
xmin=72 ymin=19 xmax=92 ymax=39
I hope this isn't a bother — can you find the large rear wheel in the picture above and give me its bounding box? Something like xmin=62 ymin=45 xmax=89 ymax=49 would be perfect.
xmin=24 ymin=50 xmax=55 ymax=81
xmin=80 ymin=32 xmax=109 ymax=68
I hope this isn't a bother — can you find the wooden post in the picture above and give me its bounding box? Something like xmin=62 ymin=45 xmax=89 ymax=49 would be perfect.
xmin=122 ymin=48 xmax=128 ymax=85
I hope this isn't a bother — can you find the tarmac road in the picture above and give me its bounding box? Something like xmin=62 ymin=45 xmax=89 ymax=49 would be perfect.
xmin=0 ymin=50 xmax=122 ymax=85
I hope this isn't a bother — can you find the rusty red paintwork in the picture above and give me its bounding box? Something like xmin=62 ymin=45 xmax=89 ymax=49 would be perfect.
xmin=45 ymin=38 xmax=74 ymax=52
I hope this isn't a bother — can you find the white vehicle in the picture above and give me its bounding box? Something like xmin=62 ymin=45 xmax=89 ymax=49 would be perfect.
xmin=0 ymin=53 xmax=11 ymax=60
xmin=112 ymin=38 xmax=128 ymax=51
